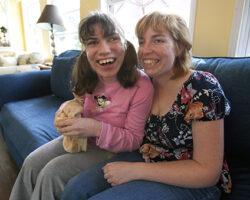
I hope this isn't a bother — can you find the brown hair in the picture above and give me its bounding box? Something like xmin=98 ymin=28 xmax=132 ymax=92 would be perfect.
xmin=136 ymin=11 xmax=192 ymax=79
xmin=72 ymin=11 xmax=139 ymax=96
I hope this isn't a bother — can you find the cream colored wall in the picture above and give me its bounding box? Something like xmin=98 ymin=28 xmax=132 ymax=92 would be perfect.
xmin=80 ymin=0 xmax=99 ymax=18
xmin=8 ymin=0 xmax=25 ymax=52
xmin=4 ymin=0 xmax=51 ymax=60
xmin=4 ymin=0 xmax=236 ymax=57
xmin=192 ymin=0 xmax=236 ymax=57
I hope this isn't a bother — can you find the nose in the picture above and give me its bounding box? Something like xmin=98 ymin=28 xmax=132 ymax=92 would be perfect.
xmin=139 ymin=42 xmax=153 ymax=55
xmin=99 ymin=40 xmax=111 ymax=55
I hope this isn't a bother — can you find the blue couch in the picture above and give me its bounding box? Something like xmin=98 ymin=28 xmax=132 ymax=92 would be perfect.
xmin=0 ymin=50 xmax=249 ymax=200
xmin=0 ymin=50 xmax=81 ymax=168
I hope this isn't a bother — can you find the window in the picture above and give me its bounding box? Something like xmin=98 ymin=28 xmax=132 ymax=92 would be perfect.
xmin=22 ymin=0 xmax=43 ymax=52
xmin=100 ymin=0 xmax=197 ymax=49
xmin=22 ymin=0 xmax=80 ymax=55
xmin=0 ymin=0 xmax=11 ymax=48
xmin=228 ymin=0 xmax=250 ymax=57
xmin=50 ymin=0 xmax=81 ymax=55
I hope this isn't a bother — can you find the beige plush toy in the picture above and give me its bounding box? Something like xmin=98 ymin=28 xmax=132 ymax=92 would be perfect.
xmin=55 ymin=98 xmax=88 ymax=153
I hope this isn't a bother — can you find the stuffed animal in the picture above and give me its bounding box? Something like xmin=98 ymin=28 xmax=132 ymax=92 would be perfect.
xmin=55 ymin=98 xmax=87 ymax=153
xmin=139 ymin=143 xmax=160 ymax=163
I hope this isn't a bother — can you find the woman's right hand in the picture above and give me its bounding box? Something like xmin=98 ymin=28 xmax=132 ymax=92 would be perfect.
xmin=102 ymin=162 xmax=140 ymax=186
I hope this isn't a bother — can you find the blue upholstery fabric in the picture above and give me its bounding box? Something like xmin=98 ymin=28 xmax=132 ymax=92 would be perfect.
xmin=0 ymin=95 xmax=64 ymax=168
xmin=0 ymin=51 xmax=249 ymax=199
xmin=193 ymin=57 xmax=250 ymax=200
xmin=51 ymin=50 xmax=82 ymax=100
xmin=0 ymin=70 xmax=52 ymax=108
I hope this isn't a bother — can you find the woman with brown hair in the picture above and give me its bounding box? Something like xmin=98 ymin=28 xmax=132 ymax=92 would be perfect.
xmin=9 ymin=11 xmax=153 ymax=200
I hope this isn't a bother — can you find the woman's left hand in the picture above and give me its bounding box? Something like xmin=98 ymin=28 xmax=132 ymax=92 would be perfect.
xmin=55 ymin=117 xmax=102 ymax=137
xmin=102 ymin=162 xmax=137 ymax=186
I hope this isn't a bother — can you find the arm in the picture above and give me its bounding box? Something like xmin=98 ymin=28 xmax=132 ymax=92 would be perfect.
xmin=96 ymin=78 xmax=154 ymax=153
xmin=0 ymin=70 xmax=52 ymax=108
xmin=56 ymin=75 xmax=154 ymax=153
xmin=103 ymin=119 xmax=224 ymax=187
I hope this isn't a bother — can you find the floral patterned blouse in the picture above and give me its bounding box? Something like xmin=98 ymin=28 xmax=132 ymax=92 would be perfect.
xmin=140 ymin=71 xmax=232 ymax=193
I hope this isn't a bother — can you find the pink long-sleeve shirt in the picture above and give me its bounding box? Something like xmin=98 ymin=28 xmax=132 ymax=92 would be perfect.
xmin=82 ymin=70 xmax=154 ymax=153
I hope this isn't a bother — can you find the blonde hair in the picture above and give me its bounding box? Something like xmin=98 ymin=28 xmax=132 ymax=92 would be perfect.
xmin=136 ymin=11 xmax=192 ymax=79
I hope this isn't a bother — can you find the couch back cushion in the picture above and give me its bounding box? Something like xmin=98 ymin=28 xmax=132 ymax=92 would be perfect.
xmin=193 ymin=57 xmax=250 ymax=199
xmin=17 ymin=52 xmax=44 ymax=65
xmin=51 ymin=50 xmax=82 ymax=100
xmin=193 ymin=57 xmax=250 ymax=164
xmin=0 ymin=55 xmax=17 ymax=66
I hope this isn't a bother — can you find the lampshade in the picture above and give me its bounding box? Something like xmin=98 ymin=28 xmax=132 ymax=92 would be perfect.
xmin=37 ymin=4 xmax=65 ymax=32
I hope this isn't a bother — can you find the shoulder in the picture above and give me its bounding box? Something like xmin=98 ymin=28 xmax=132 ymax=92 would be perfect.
xmin=193 ymin=70 xmax=219 ymax=85
xmin=188 ymin=70 xmax=223 ymax=92
xmin=130 ymin=69 xmax=154 ymax=100
xmin=137 ymin=69 xmax=153 ymax=86
xmin=188 ymin=70 xmax=227 ymax=99
xmin=186 ymin=71 xmax=231 ymax=119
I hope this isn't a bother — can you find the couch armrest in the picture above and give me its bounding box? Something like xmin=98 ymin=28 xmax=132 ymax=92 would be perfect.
xmin=0 ymin=70 xmax=52 ymax=108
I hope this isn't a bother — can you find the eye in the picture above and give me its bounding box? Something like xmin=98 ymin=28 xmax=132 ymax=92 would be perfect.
xmin=153 ymin=39 xmax=164 ymax=44
xmin=86 ymin=40 xmax=98 ymax=46
xmin=109 ymin=35 xmax=120 ymax=42
xmin=138 ymin=40 xmax=145 ymax=46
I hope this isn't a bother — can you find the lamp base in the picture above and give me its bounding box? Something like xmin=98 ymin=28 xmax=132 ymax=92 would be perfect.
xmin=50 ymin=29 xmax=57 ymax=56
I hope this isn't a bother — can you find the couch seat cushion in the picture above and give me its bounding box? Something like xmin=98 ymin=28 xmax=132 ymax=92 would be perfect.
xmin=0 ymin=95 xmax=65 ymax=168
xmin=222 ymin=160 xmax=250 ymax=200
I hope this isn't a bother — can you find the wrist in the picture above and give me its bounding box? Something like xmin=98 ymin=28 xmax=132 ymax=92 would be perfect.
xmin=131 ymin=162 xmax=144 ymax=180
xmin=93 ymin=120 xmax=102 ymax=137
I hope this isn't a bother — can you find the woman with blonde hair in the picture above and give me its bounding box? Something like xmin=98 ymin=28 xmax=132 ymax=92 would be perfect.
xmin=61 ymin=11 xmax=231 ymax=200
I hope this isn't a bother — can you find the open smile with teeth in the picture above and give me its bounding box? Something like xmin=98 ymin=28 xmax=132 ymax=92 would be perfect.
xmin=98 ymin=58 xmax=115 ymax=66
xmin=143 ymin=59 xmax=159 ymax=65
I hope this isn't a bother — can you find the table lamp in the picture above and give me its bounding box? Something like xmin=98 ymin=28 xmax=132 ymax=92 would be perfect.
xmin=37 ymin=4 xmax=65 ymax=56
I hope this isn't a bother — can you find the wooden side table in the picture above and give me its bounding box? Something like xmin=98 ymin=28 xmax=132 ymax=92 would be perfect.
xmin=38 ymin=63 xmax=52 ymax=70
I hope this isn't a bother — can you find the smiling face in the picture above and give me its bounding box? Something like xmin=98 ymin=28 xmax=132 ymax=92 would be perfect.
xmin=85 ymin=24 xmax=126 ymax=82
xmin=138 ymin=27 xmax=179 ymax=79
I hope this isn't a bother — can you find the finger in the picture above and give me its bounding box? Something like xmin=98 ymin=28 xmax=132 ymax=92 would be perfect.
xmin=57 ymin=119 xmax=72 ymax=127
xmin=107 ymin=178 xmax=112 ymax=185
xmin=57 ymin=126 xmax=76 ymax=136
xmin=104 ymin=173 xmax=109 ymax=179
xmin=57 ymin=126 xmax=69 ymax=134
xmin=102 ymin=165 xmax=109 ymax=172
xmin=102 ymin=167 xmax=108 ymax=174
xmin=54 ymin=120 xmax=65 ymax=127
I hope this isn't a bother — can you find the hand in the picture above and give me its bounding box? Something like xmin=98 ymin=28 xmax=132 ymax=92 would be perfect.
xmin=54 ymin=117 xmax=102 ymax=137
xmin=102 ymin=162 xmax=137 ymax=186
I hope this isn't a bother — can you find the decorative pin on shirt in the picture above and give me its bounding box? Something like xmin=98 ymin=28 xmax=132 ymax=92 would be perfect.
xmin=94 ymin=94 xmax=111 ymax=111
